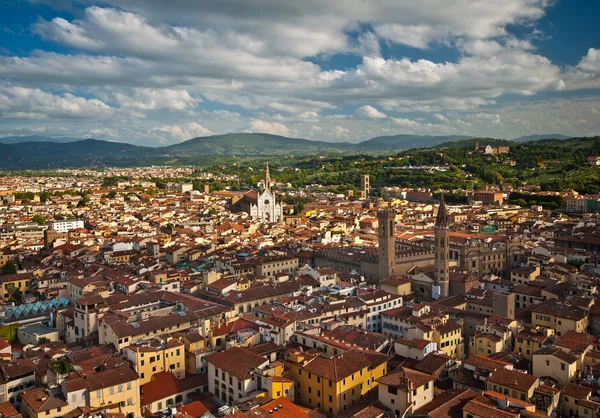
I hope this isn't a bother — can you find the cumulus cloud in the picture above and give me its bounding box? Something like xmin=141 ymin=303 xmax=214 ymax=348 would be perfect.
xmin=355 ymin=105 xmax=387 ymax=119
xmin=151 ymin=122 xmax=213 ymax=143
xmin=0 ymin=1 xmax=597 ymax=143
xmin=250 ymin=119 xmax=291 ymax=136
xmin=0 ymin=85 xmax=112 ymax=119
xmin=114 ymin=88 xmax=199 ymax=111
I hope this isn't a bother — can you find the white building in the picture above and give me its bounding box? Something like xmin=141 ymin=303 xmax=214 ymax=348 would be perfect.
xmin=236 ymin=164 xmax=283 ymax=223
xmin=205 ymin=347 xmax=269 ymax=406
xmin=49 ymin=219 xmax=84 ymax=233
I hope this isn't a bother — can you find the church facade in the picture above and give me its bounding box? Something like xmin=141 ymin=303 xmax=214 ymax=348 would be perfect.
xmin=236 ymin=164 xmax=283 ymax=223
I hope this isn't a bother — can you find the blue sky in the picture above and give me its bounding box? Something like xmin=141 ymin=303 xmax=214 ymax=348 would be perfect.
xmin=0 ymin=0 xmax=599 ymax=146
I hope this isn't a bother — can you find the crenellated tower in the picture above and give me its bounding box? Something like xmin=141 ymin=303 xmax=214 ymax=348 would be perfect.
xmin=378 ymin=209 xmax=396 ymax=281
xmin=434 ymin=194 xmax=450 ymax=299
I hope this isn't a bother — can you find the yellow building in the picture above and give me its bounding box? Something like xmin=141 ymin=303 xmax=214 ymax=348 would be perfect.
xmin=532 ymin=347 xmax=578 ymax=388
xmin=21 ymin=386 xmax=68 ymax=418
xmin=486 ymin=369 xmax=539 ymax=402
xmin=562 ymin=383 xmax=600 ymax=418
xmin=410 ymin=319 xmax=465 ymax=360
xmin=473 ymin=333 xmax=503 ymax=356
xmin=180 ymin=332 xmax=215 ymax=375
xmin=0 ymin=273 xmax=32 ymax=301
xmin=514 ymin=325 xmax=554 ymax=362
xmin=257 ymin=361 xmax=295 ymax=401
xmin=380 ymin=276 xmax=412 ymax=296
xmin=531 ymin=301 xmax=588 ymax=336
xmin=124 ymin=337 xmax=186 ymax=385
xmin=286 ymin=348 xmax=391 ymax=416
xmin=85 ymin=367 xmax=141 ymax=418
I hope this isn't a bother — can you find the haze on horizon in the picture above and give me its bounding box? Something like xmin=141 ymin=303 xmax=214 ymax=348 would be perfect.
xmin=0 ymin=0 xmax=599 ymax=146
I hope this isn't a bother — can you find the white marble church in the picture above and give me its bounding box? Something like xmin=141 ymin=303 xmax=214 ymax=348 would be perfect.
xmin=236 ymin=164 xmax=283 ymax=222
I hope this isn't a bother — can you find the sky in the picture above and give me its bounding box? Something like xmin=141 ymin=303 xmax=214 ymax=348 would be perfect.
xmin=0 ymin=0 xmax=599 ymax=146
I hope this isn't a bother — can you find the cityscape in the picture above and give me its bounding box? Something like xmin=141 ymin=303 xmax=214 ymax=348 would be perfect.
xmin=1 ymin=2 xmax=600 ymax=418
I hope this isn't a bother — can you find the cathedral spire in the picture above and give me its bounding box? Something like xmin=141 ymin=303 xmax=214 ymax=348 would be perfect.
xmin=265 ymin=162 xmax=271 ymax=192
xmin=435 ymin=194 xmax=448 ymax=229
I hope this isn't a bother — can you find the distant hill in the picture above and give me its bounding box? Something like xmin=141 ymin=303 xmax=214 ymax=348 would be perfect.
xmin=0 ymin=132 xmax=595 ymax=169
xmin=512 ymin=134 xmax=571 ymax=142
xmin=0 ymin=135 xmax=84 ymax=144
xmin=354 ymin=134 xmax=473 ymax=150
xmin=0 ymin=139 xmax=160 ymax=169
xmin=434 ymin=137 xmax=513 ymax=149
xmin=162 ymin=133 xmax=353 ymax=156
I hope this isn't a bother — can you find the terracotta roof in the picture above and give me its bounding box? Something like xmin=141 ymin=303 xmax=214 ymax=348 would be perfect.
xmin=487 ymin=369 xmax=538 ymax=393
xmin=141 ymin=372 xmax=207 ymax=405
xmin=562 ymin=382 xmax=592 ymax=400
xmin=302 ymin=349 xmax=390 ymax=382
xmin=204 ymin=347 xmax=268 ymax=381
xmin=463 ymin=399 xmax=518 ymax=418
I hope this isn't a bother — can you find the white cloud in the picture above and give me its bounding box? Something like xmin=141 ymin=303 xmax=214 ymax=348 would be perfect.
xmin=0 ymin=85 xmax=112 ymax=119
xmin=250 ymin=119 xmax=290 ymax=136
xmin=374 ymin=24 xmax=448 ymax=49
xmin=433 ymin=113 xmax=449 ymax=123
xmin=151 ymin=122 xmax=213 ymax=143
xmin=114 ymin=88 xmax=199 ymax=111
xmin=355 ymin=105 xmax=387 ymax=119
xmin=333 ymin=125 xmax=350 ymax=139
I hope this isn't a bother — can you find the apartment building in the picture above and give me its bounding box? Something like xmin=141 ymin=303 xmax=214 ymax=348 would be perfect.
xmin=286 ymin=348 xmax=391 ymax=416
xmin=205 ymin=347 xmax=269 ymax=406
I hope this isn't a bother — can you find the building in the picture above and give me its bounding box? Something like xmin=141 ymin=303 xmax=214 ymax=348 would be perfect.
xmin=0 ymin=273 xmax=32 ymax=302
xmin=140 ymin=372 xmax=207 ymax=414
xmin=17 ymin=323 xmax=59 ymax=346
xmin=0 ymin=362 xmax=37 ymax=405
xmin=433 ymin=195 xmax=450 ymax=299
xmin=360 ymin=175 xmax=370 ymax=198
xmin=486 ymin=369 xmax=539 ymax=402
xmin=377 ymin=209 xmax=396 ymax=282
xmin=468 ymin=191 xmax=504 ymax=205
xmin=286 ymin=348 xmax=391 ymax=416
xmin=205 ymin=346 xmax=270 ymax=406
xmin=49 ymin=219 xmax=84 ymax=233
xmin=124 ymin=337 xmax=186 ymax=385
xmin=377 ymin=367 xmax=435 ymax=417
xmin=532 ymin=347 xmax=578 ymax=388
xmin=235 ymin=164 xmax=283 ymax=222
xmin=530 ymin=300 xmax=588 ymax=336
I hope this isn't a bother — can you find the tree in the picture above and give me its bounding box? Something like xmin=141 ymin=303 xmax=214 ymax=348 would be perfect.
xmin=38 ymin=337 xmax=50 ymax=345
xmin=1 ymin=260 xmax=17 ymax=275
xmin=6 ymin=285 xmax=22 ymax=305
xmin=32 ymin=215 xmax=46 ymax=225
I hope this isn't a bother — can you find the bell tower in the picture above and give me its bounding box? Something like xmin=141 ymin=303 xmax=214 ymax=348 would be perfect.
xmin=265 ymin=163 xmax=271 ymax=193
xmin=378 ymin=209 xmax=396 ymax=281
xmin=434 ymin=194 xmax=450 ymax=299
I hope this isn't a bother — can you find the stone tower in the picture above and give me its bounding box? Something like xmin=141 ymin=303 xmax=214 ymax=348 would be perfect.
xmin=265 ymin=163 xmax=271 ymax=192
xmin=492 ymin=292 xmax=515 ymax=320
xmin=360 ymin=175 xmax=370 ymax=198
xmin=434 ymin=194 xmax=450 ymax=299
xmin=378 ymin=209 xmax=396 ymax=281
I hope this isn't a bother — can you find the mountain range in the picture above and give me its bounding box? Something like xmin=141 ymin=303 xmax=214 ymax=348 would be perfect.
xmin=0 ymin=132 xmax=578 ymax=169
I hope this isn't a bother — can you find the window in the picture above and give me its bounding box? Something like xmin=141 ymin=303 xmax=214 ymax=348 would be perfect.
xmin=118 ymin=385 xmax=123 ymax=393
xmin=424 ymin=382 xmax=429 ymax=390
xmin=561 ymin=363 xmax=566 ymax=371
xmin=109 ymin=387 xmax=114 ymax=395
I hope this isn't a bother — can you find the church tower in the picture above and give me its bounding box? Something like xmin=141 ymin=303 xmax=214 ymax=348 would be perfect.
xmin=378 ymin=209 xmax=396 ymax=281
xmin=265 ymin=163 xmax=271 ymax=192
xmin=434 ymin=194 xmax=450 ymax=299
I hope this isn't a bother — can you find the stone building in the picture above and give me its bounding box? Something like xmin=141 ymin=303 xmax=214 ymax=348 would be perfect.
xmin=235 ymin=164 xmax=283 ymax=222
